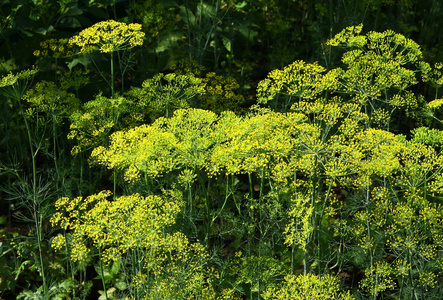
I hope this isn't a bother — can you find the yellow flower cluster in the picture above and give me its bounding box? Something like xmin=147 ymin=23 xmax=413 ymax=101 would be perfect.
xmin=23 ymin=81 xmax=80 ymax=124
xmin=51 ymin=190 xmax=214 ymax=297
xmin=262 ymin=273 xmax=354 ymax=300
xmin=257 ymin=60 xmax=331 ymax=109
xmin=360 ymin=262 xmax=396 ymax=297
xmin=326 ymin=23 xmax=365 ymax=47
xmin=69 ymin=20 xmax=145 ymax=54
xmin=68 ymin=93 xmax=139 ymax=154
xmin=141 ymin=72 xmax=206 ymax=118
xmin=200 ymin=72 xmax=246 ymax=113
xmin=0 ymin=67 xmax=38 ymax=88
xmin=421 ymin=62 xmax=443 ymax=89
xmin=33 ymin=38 xmax=74 ymax=58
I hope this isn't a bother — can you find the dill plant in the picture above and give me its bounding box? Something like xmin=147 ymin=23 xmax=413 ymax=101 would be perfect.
xmin=258 ymin=24 xmax=428 ymax=133
xmin=68 ymin=20 xmax=145 ymax=97
xmin=51 ymin=191 xmax=216 ymax=299
xmin=33 ymin=38 xmax=74 ymax=85
xmin=261 ymin=273 xmax=354 ymax=300
xmin=40 ymin=22 xmax=443 ymax=299
xmin=0 ymin=68 xmax=53 ymax=296
xmin=252 ymin=25 xmax=443 ymax=297
xmin=140 ymin=73 xmax=206 ymax=118
xmin=23 ymin=81 xmax=80 ymax=188
xmin=82 ymin=104 xmax=443 ymax=298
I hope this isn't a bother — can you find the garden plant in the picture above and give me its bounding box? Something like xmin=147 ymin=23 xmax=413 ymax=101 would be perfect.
xmin=2 ymin=1 xmax=443 ymax=299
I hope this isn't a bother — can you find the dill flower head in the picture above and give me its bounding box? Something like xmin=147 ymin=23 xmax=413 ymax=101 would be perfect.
xmin=69 ymin=20 xmax=145 ymax=54
xmin=33 ymin=38 xmax=74 ymax=58
xmin=0 ymin=67 xmax=38 ymax=88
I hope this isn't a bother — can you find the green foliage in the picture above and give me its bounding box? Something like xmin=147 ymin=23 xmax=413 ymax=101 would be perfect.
xmin=129 ymin=0 xmax=176 ymax=39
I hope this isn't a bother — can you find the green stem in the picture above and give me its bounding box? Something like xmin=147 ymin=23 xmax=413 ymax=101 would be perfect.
xmin=98 ymin=248 xmax=109 ymax=300
xmin=53 ymin=118 xmax=60 ymax=190
xmin=17 ymin=97 xmax=48 ymax=297
xmin=407 ymin=249 xmax=415 ymax=299
xmin=210 ymin=174 xmax=230 ymax=226
xmin=248 ymin=173 xmax=254 ymax=198
xmin=188 ymin=182 xmax=193 ymax=214
xmin=111 ymin=52 xmax=115 ymax=97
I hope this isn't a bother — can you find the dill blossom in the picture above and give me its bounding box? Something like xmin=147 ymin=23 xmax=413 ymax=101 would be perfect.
xmin=33 ymin=38 xmax=74 ymax=58
xmin=23 ymin=81 xmax=80 ymax=124
xmin=261 ymin=273 xmax=354 ymax=299
xmin=51 ymin=191 xmax=215 ymax=298
xmin=0 ymin=67 xmax=38 ymax=89
xmin=68 ymin=20 xmax=145 ymax=54
xmin=68 ymin=20 xmax=145 ymax=96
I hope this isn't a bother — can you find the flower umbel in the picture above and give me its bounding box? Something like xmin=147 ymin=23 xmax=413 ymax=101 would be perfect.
xmin=69 ymin=20 xmax=145 ymax=54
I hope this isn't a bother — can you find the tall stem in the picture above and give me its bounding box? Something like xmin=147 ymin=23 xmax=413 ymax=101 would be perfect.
xmin=98 ymin=248 xmax=109 ymax=300
xmin=18 ymin=98 xmax=48 ymax=296
xmin=110 ymin=52 xmax=115 ymax=97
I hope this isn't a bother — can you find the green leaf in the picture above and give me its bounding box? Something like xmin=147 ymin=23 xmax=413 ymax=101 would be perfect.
xmin=115 ymin=280 xmax=127 ymax=290
xmin=98 ymin=287 xmax=116 ymax=300
xmin=35 ymin=25 xmax=55 ymax=35
xmin=179 ymin=6 xmax=196 ymax=26
xmin=14 ymin=260 xmax=31 ymax=280
xmin=235 ymin=1 xmax=247 ymax=9
xmin=66 ymin=55 xmax=91 ymax=70
xmin=155 ymin=32 xmax=182 ymax=53
xmin=65 ymin=8 xmax=84 ymax=17
xmin=110 ymin=261 xmax=120 ymax=275
xmin=222 ymin=36 xmax=232 ymax=52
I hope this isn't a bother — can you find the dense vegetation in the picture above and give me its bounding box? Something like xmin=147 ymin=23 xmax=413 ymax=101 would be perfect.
xmin=2 ymin=0 xmax=443 ymax=299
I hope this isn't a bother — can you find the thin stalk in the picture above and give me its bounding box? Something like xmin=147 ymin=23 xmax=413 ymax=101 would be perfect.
xmin=54 ymin=57 xmax=58 ymax=85
xmin=63 ymin=230 xmax=75 ymax=281
xmin=306 ymin=157 xmax=319 ymax=274
xmin=98 ymin=248 xmax=109 ymax=300
xmin=399 ymin=275 xmax=404 ymax=300
xmin=90 ymin=58 xmax=112 ymax=91
xmin=196 ymin=171 xmax=211 ymax=244
xmin=34 ymin=212 xmax=48 ymax=299
xmin=17 ymin=98 xmax=48 ymax=296
xmin=248 ymin=173 xmax=254 ymax=198
xmin=198 ymin=0 xmax=204 ymax=64
xmin=211 ymin=174 xmax=230 ymax=225
xmin=110 ymin=52 xmax=115 ymax=97
xmin=52 ymin=118 xmax=60 ymax=190
xmin=80 ymin=154 xmax=84 ymax=193
xmin=365 ymin=187 xmax=375 ymax=298
xmin=188 ymin=181 xmax=193 ymax=214
xmin=328 ymin=0 xmax=333 ymax=68
xmin=213 ymin=0 xmax=220 ymax=69
xmin=292 ymin=170 xmax=297 ymax=274
xmin=113 ymin=171 xmax=117 ymax=198
xmin=184 ymin=0 xmax=193 ymax=62
xmin=407 ymin=249 xmax=415 ymax=299
xmin=373 ymin=269 xmax=378 ymax=300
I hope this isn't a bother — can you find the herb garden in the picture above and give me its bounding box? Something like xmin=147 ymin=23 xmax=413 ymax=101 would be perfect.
xmin=1 ymin=1 xmax=443 ymax=299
